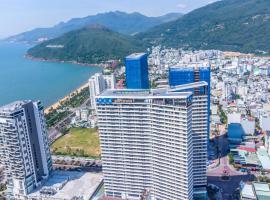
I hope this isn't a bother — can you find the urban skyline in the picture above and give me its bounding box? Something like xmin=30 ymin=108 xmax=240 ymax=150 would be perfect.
xmin=1 ymin=0 xmax=270 ymax=199
xmin=1 ymin=46 xmax=270 ymax=199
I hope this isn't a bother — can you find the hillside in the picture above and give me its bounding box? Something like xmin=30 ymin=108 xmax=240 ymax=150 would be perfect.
xmin=27 ymin=25 xmax=146 ymax=64
xmin=7 ymin=11 xmax=182 ymax=43
xmin=137 ymin=0 xmax=270 ymax=53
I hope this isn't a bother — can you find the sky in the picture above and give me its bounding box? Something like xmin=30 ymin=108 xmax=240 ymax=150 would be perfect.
xmin=0 ymin=0 xmax=217 ymax=39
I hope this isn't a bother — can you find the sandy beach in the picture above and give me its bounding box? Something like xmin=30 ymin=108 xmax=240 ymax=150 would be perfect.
xmin=44 ymin=82 xmax=89 ymax=114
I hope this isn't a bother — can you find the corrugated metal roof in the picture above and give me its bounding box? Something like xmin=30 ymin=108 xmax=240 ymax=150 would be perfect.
xmin=241 ymin=184 xmax=256 ymax=199
xmin=257 ymin=147 xmax=270 ymax=170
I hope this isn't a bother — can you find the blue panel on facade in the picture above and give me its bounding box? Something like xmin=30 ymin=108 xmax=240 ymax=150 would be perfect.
xmin=169 ymin=66 xmax=211 ymax=142
xmin=125 ymin=53 xmax=149 ymax=89
xmin=169 ymin=67 xmax=195 ymax=87
xmin=199 ymin=67 xmax=211 ymax=94
xmin=96 ymin=98 xmax=113 ymax=105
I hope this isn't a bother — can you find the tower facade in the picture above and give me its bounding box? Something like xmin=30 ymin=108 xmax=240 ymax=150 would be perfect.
xmin=170 ymin=82 xmax=208 ymax=198
xmin=125 ymin=53 xmax=149 ymax=89
xmin=96 ymin=88 xmax=199 ymax=200
xmin=89 ymin=73 xmax=116 ymax=111
xmin=169 ymin=65 xmax=210 ymax=143
xmin=0 ymin=100 xmax=52 ymax=199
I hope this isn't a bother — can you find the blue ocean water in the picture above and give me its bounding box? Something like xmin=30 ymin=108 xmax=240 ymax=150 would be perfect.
xmin=0 ymin=42 xmax=102 ymax=107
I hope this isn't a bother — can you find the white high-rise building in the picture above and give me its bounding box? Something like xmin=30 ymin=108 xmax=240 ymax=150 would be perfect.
xmin=170 ymin=82 xmax=208 ymax=197
xmin=104 ymin=74 xmax=116 ymax=90
xmin=0 ymin=100 xmax=52 ymax=200
xmin=89 ymin=73 xmax=116 ymax=111
xmin=96 ymin=81 xmax=208 ymax=200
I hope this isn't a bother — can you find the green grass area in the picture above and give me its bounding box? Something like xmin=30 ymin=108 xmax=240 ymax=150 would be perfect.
xmin=45 ymin=110 xmax=71 ymax=127
xmin=51 ymin=128 xmax=101 ymax=159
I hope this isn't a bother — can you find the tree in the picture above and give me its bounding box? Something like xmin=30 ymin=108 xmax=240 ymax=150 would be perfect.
xmin=228 ymin=153 xmax=234 ymax=165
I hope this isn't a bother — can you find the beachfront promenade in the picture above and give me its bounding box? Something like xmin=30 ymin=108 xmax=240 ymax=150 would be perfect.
xmin=45 ymin=82 xmax=89 ymax=114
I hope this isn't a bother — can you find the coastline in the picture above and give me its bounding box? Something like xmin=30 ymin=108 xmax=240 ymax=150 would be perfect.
xmin=44 ymin=82 xmax=89 ymax=114
xmin=25 ymin=54 xmax=107 ymax=68
xmin=23 ymin=54 xmax=101 ymax=114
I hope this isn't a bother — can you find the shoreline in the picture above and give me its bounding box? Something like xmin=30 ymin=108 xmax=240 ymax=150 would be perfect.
xmin=24 ymin=54 xmax=101 ymax=114
xmin=25 ymin=54 xmax=107 ymax=68
xmin=44 ymin=82 xmax=89 ymax=114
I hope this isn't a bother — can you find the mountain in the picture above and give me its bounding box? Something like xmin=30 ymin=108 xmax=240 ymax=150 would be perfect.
xmin=7 ymin=11 xmax=182 ymax=43
xmin=137 ymin=0 xmax=270 ymax=53
xmin=27 ymin=25 xmax=146 ymax=64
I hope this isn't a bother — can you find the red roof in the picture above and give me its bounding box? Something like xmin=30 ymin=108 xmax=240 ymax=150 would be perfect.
xmin=238 ymin=146 xmax=256 ymax=152
xmin=229 ymin=102 xmax=236 ymax=107
xmin=116 ymin=79 xmax=124 ymax=89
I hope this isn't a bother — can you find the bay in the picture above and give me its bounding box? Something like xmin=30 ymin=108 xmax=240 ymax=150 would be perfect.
xmin=0 ymin=42 xmax=102 ymax=107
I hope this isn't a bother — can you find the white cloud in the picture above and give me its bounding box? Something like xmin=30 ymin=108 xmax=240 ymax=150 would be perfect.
xmin=177 ymin=3 xmax=187 ymax=9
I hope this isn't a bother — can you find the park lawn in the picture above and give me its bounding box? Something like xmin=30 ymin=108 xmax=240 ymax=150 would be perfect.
xmin=51 ymin=128 xmax=101 ymax=158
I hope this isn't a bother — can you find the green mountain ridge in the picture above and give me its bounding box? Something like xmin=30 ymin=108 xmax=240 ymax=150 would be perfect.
xmin=7 ymin=11 xmax=182 ymax=44
xmin=28 ymin=0 xmax=270 ymax=64
xmin=27 ymin=25 xmax=146 ymax=64
xmin=137 ymin=0 xmax=270 ymax=53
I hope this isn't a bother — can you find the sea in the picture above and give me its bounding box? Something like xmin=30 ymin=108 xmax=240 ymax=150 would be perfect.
xmin=0 ymin=42 xmax=102 ymax=107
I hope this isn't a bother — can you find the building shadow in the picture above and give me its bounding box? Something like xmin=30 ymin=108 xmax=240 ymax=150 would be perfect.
xmin=207 ymin=174 xmax=256 ymax=200
xmin=209 ymin=134 xmax=230 ymax=160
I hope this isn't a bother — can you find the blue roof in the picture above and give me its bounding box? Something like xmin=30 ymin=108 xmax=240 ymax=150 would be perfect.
xmin=125 ymin=53 xmax=147 ymax=60
xmin=228 ymin=123 xmax=244 ymax=140
xmin=170 ymin=67 xmax=195 ymax=71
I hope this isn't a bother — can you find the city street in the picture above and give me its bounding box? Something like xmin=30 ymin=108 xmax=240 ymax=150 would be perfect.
xmin=207 ymin=127 xmax=255 ymax=199
xmin=48 ymin=99 xmax=91 ymax=144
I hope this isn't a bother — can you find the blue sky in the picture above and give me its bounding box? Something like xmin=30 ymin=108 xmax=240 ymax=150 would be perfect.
xmin=0 ymin=0 xmax=217 ymax=38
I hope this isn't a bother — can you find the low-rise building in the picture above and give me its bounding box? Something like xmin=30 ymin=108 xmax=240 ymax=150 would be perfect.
xmin=228 ymin=123 xmax=245 ymax=144
xmin=260 ymin=113 xmax=270 ymax=132
xmin=241 ymin=117 xmax=256 ymax=136
xmin=27 ymin=171 xmax=103 ymax=200
xmin=241 ymin=182 xmax=270 ymax=200
xmin=264 ymin=131 xmax=270 ymax=155
xmin=228 ymin=112 xmax=242 ymax=124
xmin=257 ymin=147 xmax=270 ymax=171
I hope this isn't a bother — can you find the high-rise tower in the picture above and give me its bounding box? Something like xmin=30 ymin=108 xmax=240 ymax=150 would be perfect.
xmin=169 ymin=65 xmax=211 ymax=140
xmin=170 ymin=82 xmax=208 ymax=198
xmin=96 ymin=82 xmax=208 ymax=200
xmin=125 ymin=53 xmax=149 ymax=89
xmin=0 ymin=100 xmax=52 ymax=199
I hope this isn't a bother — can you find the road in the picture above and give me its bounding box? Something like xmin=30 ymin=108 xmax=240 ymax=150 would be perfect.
xmin=47 ymin=99 xmax=91 ymax=144
xmin=207 ymin=126 xmax=255 ymax=200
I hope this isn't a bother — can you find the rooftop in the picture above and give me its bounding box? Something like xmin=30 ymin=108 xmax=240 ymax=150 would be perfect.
xmin=257 ymin=147 xmax=270 ymax=170
xmin=241 ymin=184 xmax=256 ymax=199
xmin=253 ymin=182 xmax=270 ymax=199
xmin=98 ymin=88 xmax=192 ymax=99
xmin=28 ymin=171 xmax=103 ymax=200
xmin=126 ymin=53 xmax=147 ymax=60
xmin=98 ymin=81 xmax=209 ymax=99
xmin=169 ymin=81 xmax=208 ymax=92
xmin=0 ymin=100 xmax=31 ymax=113
xmin=228 ymin=123 xmax=245 ymax=140
xmin=170 ymin=63 xmax=210 ymax=69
